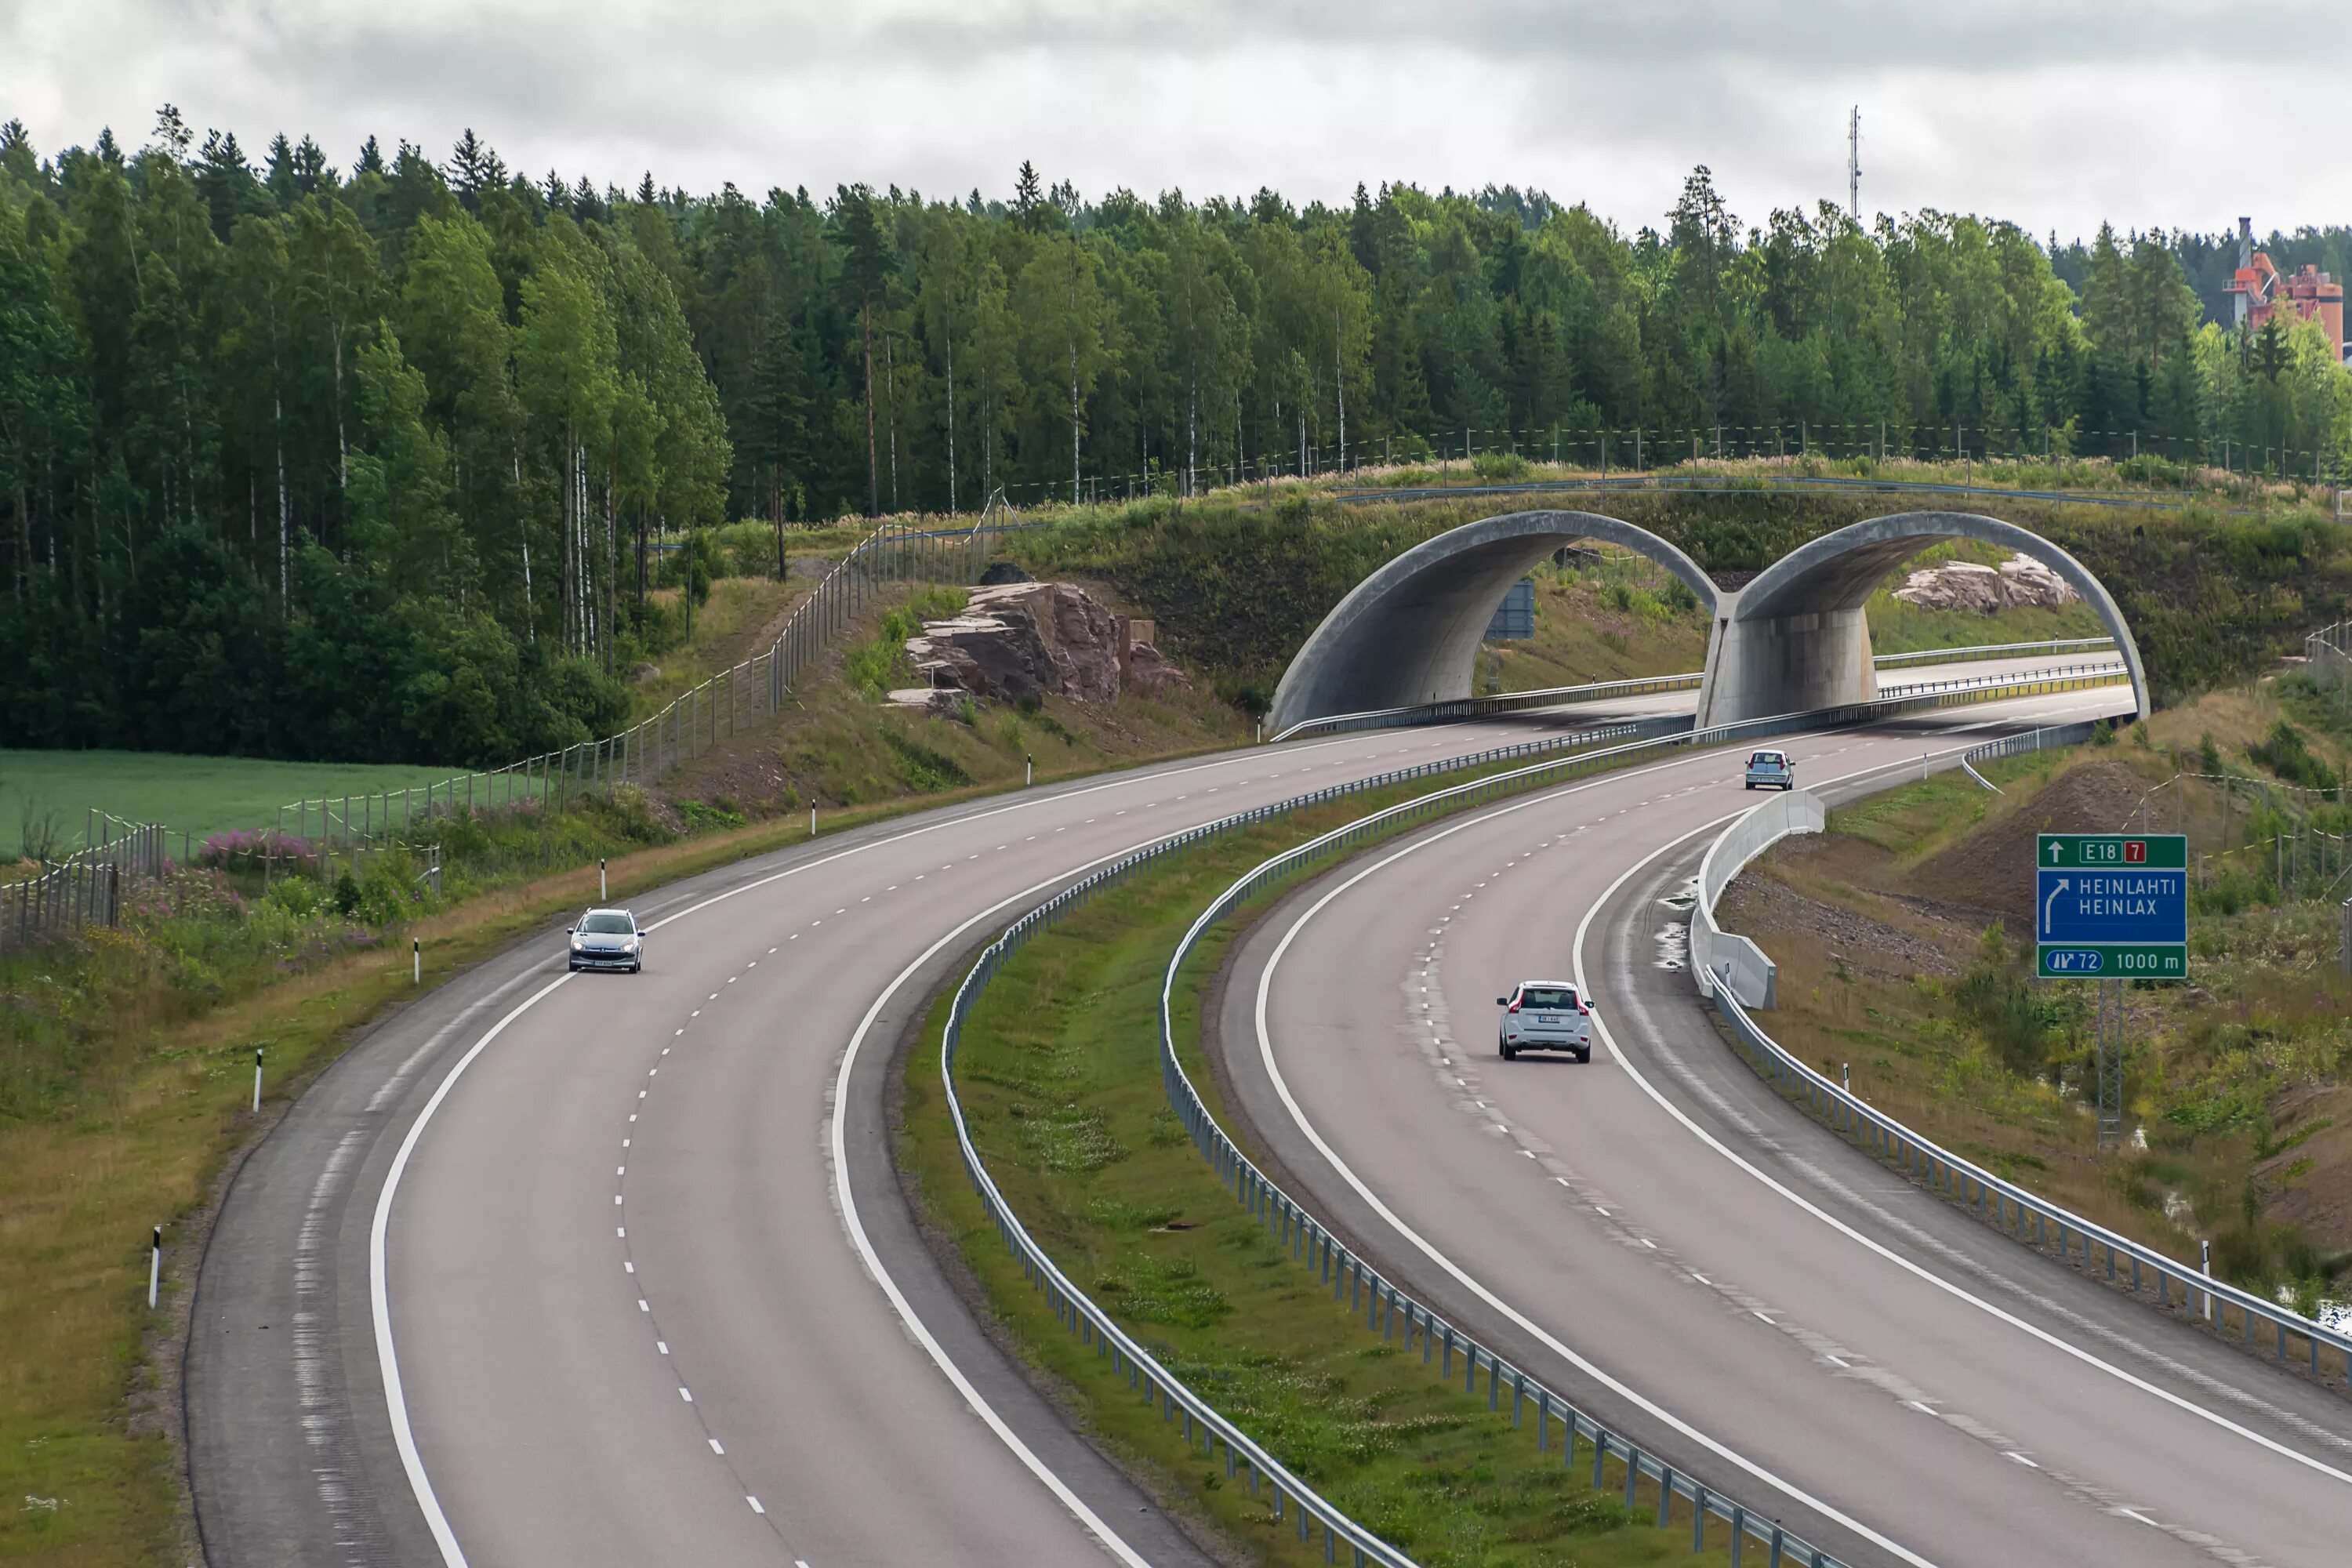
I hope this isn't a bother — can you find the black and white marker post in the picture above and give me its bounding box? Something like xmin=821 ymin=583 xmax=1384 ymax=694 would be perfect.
xmin=1025 ymin=753 xmax=1033 ymax=787
xmin=412 ymin=938 xmax=420 ymax=984
xmin=252 ymin=1047 xmax=263 ymax=1113
xmin=147 ymin=1226 xmax=161 ymax=1309
xmin=601 ymin=857 xmax=608 ymax=900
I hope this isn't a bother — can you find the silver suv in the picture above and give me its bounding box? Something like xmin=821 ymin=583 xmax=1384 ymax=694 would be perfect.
xmin=1496 ymin=981 xmax=1592 ymax=1062
xmin=568 ymin=908 xmax=644 ymax=973
xmin=1744 ymin=750 xmax=1795 ymax=790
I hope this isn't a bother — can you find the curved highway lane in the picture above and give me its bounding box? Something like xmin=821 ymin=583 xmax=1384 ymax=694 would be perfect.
xmin=192 ymin=706 xmax=1678 ymax=1567
xmin=184 ymin=656 xmax=2123 ymax=1567
xmin=1221 ymin=694 xmax=2352 ymax=1568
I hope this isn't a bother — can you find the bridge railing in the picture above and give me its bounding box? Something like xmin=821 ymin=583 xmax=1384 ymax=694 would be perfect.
xmin=1272 ymin=646 xmax=2129 ymax=744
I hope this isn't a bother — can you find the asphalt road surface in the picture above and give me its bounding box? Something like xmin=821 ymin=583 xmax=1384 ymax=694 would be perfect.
xmin=1221 ymin=691 xmax=2352 ymax=1568
xmin=186 ymin=659 xmax=2126 ymax=1568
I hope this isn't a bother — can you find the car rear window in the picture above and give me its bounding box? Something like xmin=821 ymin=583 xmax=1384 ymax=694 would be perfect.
xmin=1751 ymin=752 xmax=1786 ymax=766
xmin=582 ymin=912 xmax=633 ymax=934
xmin=1519 ymin=987 xmax=1578 ymax=1009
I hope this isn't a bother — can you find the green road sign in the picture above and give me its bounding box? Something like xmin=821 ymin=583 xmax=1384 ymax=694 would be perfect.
xmin=2036 ymin=833 xmax=2187 ymax=982
xmin=2036 ymin=943 xmax=2187 ymax=979
xmin=2037 ymin=833 xmax=2186 ymax=869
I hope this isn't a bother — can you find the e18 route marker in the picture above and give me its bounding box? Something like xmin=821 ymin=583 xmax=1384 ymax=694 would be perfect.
xmin=2034 ymin=833 xmax=2187 ymax=981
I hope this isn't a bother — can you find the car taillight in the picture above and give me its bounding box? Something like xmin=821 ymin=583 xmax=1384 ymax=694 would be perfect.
xmin=1507 ymin=998 xmax=1521 ymax=1013
xmin=1579 ymin=1004 xmax=1590 ymax=1016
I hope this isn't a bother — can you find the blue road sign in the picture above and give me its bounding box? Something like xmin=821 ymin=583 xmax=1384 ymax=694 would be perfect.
xmin=2035 ymin=867 xmax=2187 ymax=945
xmin=2034 ymin=833 xmax=2188 ymax=980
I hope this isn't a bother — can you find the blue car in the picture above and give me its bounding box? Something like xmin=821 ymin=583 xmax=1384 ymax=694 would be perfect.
xmin=1743 ymin=750 xmax=1795 ymax=790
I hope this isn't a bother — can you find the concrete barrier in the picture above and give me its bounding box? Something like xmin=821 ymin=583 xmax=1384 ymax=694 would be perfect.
xmin=1690 ymin=788 xmax=1824 ymax=1008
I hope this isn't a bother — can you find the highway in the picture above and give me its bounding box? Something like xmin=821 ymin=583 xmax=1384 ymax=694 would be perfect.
xmin=190 ymin=696 xmax=1715 ymax=1568
xmin=1218 ymin=691 xmax=2352 ymax=1567
xmin=187 ymin=657 xmax=2142 ymax=1568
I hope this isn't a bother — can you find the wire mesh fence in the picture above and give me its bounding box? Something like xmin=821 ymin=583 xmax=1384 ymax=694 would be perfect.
xmin=275 ymin=506 xmax=1033 ymax=854
xmin=2 ymin=818 xmax=170 ymax=949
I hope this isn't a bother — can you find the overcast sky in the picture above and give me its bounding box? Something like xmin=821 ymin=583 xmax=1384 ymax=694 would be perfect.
xmin=3 ymin=1 xmax=2341 ymax=243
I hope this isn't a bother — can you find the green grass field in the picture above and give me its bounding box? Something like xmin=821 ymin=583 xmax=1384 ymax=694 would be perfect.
xmin=0 ymin=750 xmax=467 ymax=859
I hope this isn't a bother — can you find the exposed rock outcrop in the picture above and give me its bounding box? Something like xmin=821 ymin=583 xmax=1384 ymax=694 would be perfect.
xmin=976 ymin=560 xmax=1036 ymax=586
xmin=895 ymin=581 xmax=1191 ymax=708
xmin=1891 ymin=554 xmax=2078 ymax=614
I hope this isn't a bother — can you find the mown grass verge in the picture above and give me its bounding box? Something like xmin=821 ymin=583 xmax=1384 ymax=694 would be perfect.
xmin=0 ymin=731 xmax=1265 ymax=1566
xmin=900 ymin=779 xmax=1746 ymax=1566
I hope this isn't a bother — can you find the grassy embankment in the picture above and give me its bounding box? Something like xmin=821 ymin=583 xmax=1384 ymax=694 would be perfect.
xmin=0 ymin=596 xmax=1241 ymax=1566
xmin=902 ymin=775 xmax=1750 ymax=1568
xmin=1719 ymin=680 xmax=2352 ymax=1327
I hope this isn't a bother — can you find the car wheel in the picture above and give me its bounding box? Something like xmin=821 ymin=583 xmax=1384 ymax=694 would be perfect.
xmin=1576 ymin=1048 xmax=1592 ymax=1064
xmin=567 ymin=960 xmax=579 ymax=972
xmin=1499 ymin=1036 xmax=1516 ymax=1061
xmin=630 ymin=960 xmax=642 ymax=974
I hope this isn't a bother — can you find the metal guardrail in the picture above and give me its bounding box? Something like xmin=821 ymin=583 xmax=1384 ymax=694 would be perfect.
xmin=1871 ymin=636 xmax=2113 ymax=669
xmin=1696 ymin=777 xmax=2352 ymax=1396
xmin=1273 ymin=652 xmax=2129 ymax=745
xmin=1959 ymin=720 xmax=2108 ymax=791
xmin=274 ymin=511 xmax=1039 ymax=851
xmin=939 ymin=666 xmax=2140 ymax=1568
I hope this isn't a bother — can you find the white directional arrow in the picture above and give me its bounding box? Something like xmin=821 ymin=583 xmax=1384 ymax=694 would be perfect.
xmin=2043 ymin=877 xmax=2068 ymax=935
xmin=2046 ymin=840 xmax=2063 ymax=863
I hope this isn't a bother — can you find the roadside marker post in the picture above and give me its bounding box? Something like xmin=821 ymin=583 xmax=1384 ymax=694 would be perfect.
xmin=147 ymin=1227 xmax=160 ymax=1309
xmin=1025 ymin=754 xmax=1033 ymax=787
xmin=412 ymin=938 xmax=420 ymax=985
xmin=601 ymin=858 xmax=608 ymax=900
xmin=252 ymin=1047 xmax=263 ymax=1114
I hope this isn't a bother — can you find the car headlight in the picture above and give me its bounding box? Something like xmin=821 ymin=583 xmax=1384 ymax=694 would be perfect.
xmin=569 ymin=937 xmax=583 ymax=951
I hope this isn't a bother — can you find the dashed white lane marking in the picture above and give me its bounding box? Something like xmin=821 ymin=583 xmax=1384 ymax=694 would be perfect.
xmin=746 ymin=1496 xmax=764 ymax=1514
xmin=1824 ymin=1354 xmax=1848 ymax=1369
xmin=678 ymin=1387 xmax=693 ymax=1403
xmin=709 ymin=1438 xmax=724 ymax=1454
xmin=657 ymin=1341 xmax=668 ymax=1355
xmin=638 ymin=1299 xmax=648 ymax=1311
xmin=1754 ymin=1311 xmax=1774 ymax=1324
xmin=2115 ymin=1508 xmax=2158 ymax=1527
xmin=2006 ymin=1452 xmax=2039 ymax=1468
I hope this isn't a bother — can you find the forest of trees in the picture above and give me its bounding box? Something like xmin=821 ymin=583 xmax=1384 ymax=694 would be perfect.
xmin=4 ymin=109 xmax=2351 ymax=764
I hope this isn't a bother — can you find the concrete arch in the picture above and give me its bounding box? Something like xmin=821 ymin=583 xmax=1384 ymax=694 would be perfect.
xmin=1267 ymin=510 xmax=1719 ymax=735
xmin=1693 ymin=510 xmax=2149 ymax=725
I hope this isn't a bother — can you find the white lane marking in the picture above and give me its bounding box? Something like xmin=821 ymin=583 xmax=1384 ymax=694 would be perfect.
xmin=833 ymin=845 xmax=1206 ymax=1568
xmin=1250 ymin=735 xmax=2067 ymax=1567
xmin=710 ymin=1438 xmax=725 ymax=1454
xmin=1573 ymin=795 xmax=2352 ymax=1493
xmin=657 ymin=1341 xmax=668 ymax=1354
xmin=371 ymin=972 xmax=572 ymax=1568
xmin=747 ymin=1496 xmax=764 ymax=1514
xmin=2006 ymin=1452 xmax=2039 ymax=1468
xmin=680 ymin=1387 xmax=693 ymax=1402
xmin=365 ymin=717 xmax=1599 ymax=1563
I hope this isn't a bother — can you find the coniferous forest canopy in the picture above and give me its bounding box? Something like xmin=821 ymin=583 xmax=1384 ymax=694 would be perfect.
xmin=5 ymin=111 xmax=2352 ymax=768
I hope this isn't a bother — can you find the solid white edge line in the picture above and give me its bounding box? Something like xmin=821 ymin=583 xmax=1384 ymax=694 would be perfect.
xmin=833 ymin=839 xmax=1206 ymax=1568
xmin=371 ymin=971 xmax=572 ymax=1568
xmin=365 ymin=719 xmax=1509 ymax=1560
xmin=1569 ymin=786 xmax=2352 ymax=1491
xmin=1251 ymin=737 xmax=1943 ymax=1568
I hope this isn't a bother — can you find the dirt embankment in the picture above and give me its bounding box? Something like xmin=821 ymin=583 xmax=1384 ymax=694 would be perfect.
xmin=1908 ymin=760 xmax=2161 ymax=929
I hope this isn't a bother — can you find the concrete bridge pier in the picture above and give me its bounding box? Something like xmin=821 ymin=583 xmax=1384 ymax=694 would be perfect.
xmin=1693 ymin=602 xmax=1878 ymax=729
